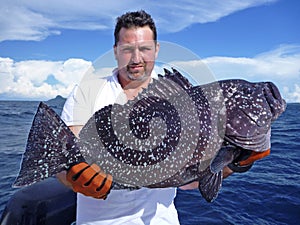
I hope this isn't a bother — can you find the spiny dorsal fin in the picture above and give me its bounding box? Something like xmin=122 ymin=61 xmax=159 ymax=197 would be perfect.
xmin=162 ymin=68 xmax=193 ymax=90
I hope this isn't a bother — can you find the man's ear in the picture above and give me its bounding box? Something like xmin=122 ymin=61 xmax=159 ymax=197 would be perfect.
xmin=113 ymin=45 xmax=118 ymax=60
xmin=155 ymin=42 xmax=160 ymax=59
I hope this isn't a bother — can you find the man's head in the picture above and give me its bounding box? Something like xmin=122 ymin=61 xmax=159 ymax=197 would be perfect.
xmin=113 ymin=10 xmax=160 ymax=89
xmin=114 ymin=10 xmax=157 ymax=46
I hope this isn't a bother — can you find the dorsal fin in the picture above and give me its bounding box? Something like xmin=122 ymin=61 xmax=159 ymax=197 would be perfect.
xmin=162 ymin=68 xmax=193 ymax=90
xmin=137 ymin=68 xmax=192 ymax=100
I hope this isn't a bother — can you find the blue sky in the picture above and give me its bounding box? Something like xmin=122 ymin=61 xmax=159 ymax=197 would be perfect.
xmin=0 ymin=0 xmax=299 ymax=102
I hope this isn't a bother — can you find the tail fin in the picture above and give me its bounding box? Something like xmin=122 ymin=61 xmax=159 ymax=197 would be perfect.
xmin=13 ymin=102 xmax=83 ymax=187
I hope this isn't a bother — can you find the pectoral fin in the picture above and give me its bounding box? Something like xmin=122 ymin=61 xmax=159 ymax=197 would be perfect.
xmin=198 ymin=167 xmax=223 ymax=202
xmin=210 ymin=145 xmax=241 ymax=173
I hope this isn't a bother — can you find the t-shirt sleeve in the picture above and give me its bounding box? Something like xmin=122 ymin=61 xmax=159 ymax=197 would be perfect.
xmin=61 ymin=84 xmax=93 ymax=126
xmin=61 ymin=85 xmax=77 ymax=126
xmin=61 ymin=74 xmax=110 ymax=126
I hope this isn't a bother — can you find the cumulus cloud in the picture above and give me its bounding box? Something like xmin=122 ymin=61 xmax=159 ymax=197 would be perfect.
xmin=161 ymin=44 xmax=300 ymax=102
xmin=0 ymin=57 xmax=91 ymax=100
xmin=0 ymin=0 xmax=277 ymax=42
xmin=201 ymin=44 xmax=300 ymax=102
xmin=0 ymin=44 xmax=299 ymax=102
xmin=283 ymin=85 xmax=300 ymax=103
xmin=202 ymin=45 xmax=300 ymax=78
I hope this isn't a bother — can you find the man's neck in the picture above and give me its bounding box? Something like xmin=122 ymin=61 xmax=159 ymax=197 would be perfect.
xmin=118 ymin=74 xmax=152 ymax=100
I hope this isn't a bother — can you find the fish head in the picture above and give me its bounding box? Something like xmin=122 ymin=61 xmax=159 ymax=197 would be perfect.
xmin=221 ymin=80 xmax=286 ymax=151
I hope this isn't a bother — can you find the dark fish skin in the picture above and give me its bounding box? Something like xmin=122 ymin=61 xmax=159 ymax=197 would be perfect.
xmin=13 ymin=102 xmax=83 ymax=187
xmin=13 ymin=69 xmax=286 ymax=202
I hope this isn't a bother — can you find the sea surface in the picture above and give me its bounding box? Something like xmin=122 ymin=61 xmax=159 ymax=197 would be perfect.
xmin=0 ymin=100 xmax=299 ymax=225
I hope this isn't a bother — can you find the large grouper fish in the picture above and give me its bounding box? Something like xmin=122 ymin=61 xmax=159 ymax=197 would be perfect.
xmin=13 ymin=68 xmax=286 ymax=202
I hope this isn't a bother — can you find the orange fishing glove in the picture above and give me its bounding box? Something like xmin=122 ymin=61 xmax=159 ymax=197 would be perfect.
xmin=239 ymin=149 xmax=270 ymax=166
xmin=66 ymin=162 xmax=113 ymax=199
xmin=228 ymin=149 xmax=270 ymax=173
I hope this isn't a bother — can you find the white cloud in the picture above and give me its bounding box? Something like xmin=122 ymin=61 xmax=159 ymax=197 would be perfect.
xmin=201 ymin=44 xmax=300 ymax=102
xmin=202 ymin=44 xmax=300 ymax=78
xmin=283 ymin=85 xmax=300 ymax=103
xmin=1 ymin=44 xmax=299 ymax=102
xmin=0 ymin=57 xmax=91 ymax=100
xmin=165 ymin=44 xmax=300 ymax=102
xmin=0 ymin=0 xmax=277 ymax=42
xmin=0 ymin=3 xmax=60 ymax=41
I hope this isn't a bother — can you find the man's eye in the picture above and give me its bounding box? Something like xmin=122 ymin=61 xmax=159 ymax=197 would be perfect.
xmin=140 ymin=47 xmax=152 ymax=51
xmin=122 ymin=48 xmax=133 ymax=52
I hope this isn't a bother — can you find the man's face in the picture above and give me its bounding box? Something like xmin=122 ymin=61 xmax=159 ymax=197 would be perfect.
xmin=114 ymin=26 xmax=159 ymax=88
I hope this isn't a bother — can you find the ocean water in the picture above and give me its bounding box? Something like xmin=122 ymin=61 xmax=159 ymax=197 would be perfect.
xmin=0 ymin=101 xmax=299 ymax=225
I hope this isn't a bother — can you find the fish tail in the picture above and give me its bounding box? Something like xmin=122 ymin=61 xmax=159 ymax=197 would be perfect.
xmin=13 ymin=102 xmax=83 ymax=187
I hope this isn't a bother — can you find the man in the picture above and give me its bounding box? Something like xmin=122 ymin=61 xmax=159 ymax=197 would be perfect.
xmin=57 ymin=10 xmax=262 ymax=224
xmin=58 ymin=10 xmax=182 ymax=225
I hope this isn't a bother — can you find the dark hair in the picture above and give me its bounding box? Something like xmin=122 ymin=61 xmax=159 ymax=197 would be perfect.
xmin=114 ymin=10 xmax=157 ymax=46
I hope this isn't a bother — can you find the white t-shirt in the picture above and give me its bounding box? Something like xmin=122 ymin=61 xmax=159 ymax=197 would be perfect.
xmin=61 ymin=70 xmax=180 ymax=225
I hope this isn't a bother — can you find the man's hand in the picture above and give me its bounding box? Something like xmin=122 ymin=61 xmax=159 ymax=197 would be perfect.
xmin=228 ymin=149 xmax=271 ymax=173
xmin=66 ymin=162 xmax=113 ymax=199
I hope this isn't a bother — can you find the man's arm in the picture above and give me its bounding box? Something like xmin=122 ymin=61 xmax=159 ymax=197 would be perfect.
xmin=179 ymin=166 xmax=234 ymax=190
xmin=56 ymin=125 xmax=113 ymax=199
xmin=180 ymin=148 xmax=270 ymax=190
xmin=68 ymin=125 xmax=83 ymax=138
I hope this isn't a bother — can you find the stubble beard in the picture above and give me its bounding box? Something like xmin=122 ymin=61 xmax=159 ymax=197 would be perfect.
xmin=126 ymin=64 xmax=150 ymax=82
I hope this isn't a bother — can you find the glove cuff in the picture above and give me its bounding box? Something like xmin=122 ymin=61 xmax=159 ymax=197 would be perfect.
xmin=228 ymin=149 xmax=270 ymax=173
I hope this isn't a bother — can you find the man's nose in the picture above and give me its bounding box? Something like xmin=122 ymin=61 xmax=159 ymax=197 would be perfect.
xmin=132 ymin=48 xmax=142 ymax=63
